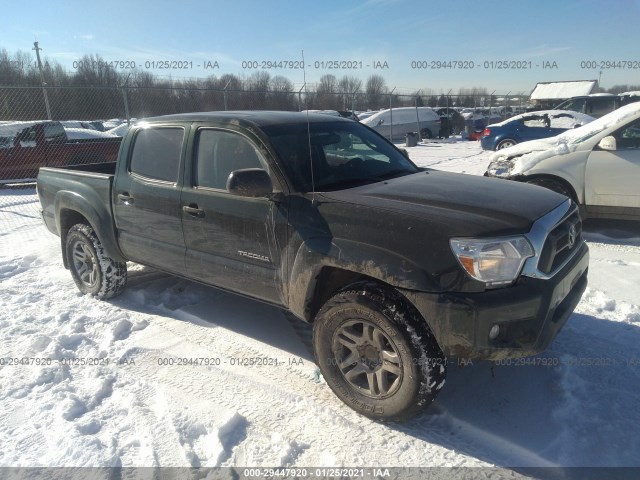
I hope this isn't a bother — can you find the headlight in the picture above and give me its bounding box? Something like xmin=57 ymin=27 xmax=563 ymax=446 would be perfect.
xmin=450 ymin=236 xmax=534 ymax=288
xmin=486 ymin=159 xmax=514 ymax=177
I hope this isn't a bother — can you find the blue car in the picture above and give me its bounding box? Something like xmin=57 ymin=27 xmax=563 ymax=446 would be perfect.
xmin=480 ymin=110 xmax=595 ymax=150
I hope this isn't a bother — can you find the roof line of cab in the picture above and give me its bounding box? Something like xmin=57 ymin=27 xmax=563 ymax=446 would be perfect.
xmin=142 ymin=110 xmax=353 ymax=127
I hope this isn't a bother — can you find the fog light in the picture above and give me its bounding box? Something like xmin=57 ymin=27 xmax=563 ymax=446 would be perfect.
xmin=489 ymin=324 xmax=500 ymax=340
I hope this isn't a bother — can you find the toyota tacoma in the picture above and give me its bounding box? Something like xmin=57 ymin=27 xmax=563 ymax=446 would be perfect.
xmin=37 ymin=111 xmax=589 ymax=421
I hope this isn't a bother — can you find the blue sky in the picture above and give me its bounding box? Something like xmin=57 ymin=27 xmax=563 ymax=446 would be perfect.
xmin=3 ymin=0 xmax=640 ymax=93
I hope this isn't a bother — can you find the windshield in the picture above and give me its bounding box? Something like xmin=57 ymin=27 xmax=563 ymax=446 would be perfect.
xmin=263 ymin=121 xmax=419 ymax=192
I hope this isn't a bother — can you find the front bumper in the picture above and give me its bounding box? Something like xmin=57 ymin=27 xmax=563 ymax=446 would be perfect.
xmin=401 ymin=241 xmax=589 ymax=361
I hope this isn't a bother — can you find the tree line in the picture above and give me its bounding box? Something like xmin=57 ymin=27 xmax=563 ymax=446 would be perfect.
xmin=3 ymin=48 xmax=636 ymax=121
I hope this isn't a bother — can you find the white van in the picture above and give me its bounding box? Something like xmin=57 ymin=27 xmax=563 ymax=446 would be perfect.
xmin=362 ymin=107 xmax=441 ymax=141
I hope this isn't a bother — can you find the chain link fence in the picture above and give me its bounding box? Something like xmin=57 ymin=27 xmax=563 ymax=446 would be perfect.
xmin=0 ymin=84 xmax=529 ymax=184
xmin=0 ymin=84 xmax=529 ymax=242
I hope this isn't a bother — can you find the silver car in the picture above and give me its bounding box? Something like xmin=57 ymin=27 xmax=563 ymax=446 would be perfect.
xmin=362 ymin=107 xmax=441 ymax=141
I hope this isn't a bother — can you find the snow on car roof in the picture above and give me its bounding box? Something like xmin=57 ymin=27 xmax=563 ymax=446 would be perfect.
xmin=0 ymin=121 xmax=43 ymax=138
xmin=63 ymin=128 xmax=117 ymax=139
xmin=489 ymin=110 xmax=595 ymax=128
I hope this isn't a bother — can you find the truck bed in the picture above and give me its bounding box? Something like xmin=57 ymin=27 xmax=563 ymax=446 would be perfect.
xmin=37 ymin=163 xmax=116 ymax=239
xmin=51 ymin=161 xmax=117 ymax=175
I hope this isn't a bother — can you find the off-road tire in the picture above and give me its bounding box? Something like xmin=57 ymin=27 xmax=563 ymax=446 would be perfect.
xmin=313 ymin=284 xmax=446 ymax=422
xmin=65 ymin=224 xmax=127 ymax=299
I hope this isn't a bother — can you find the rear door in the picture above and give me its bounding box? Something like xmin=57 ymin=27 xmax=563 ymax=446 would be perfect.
xmin=181 ymin=126 xmax=286 ymax=304
xmin=585 ymin=118 xmax=640 ymax=209
xmin=113 ymin=124 xmax=188 ymax=274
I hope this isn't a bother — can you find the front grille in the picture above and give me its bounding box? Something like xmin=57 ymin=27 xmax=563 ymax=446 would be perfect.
xmin=538 ymin=209 xmax=582 ymax=274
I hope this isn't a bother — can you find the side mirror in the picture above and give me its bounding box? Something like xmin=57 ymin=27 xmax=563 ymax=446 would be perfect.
xmin=226 ymin=168 xmax=273 ymax=198
xmin=598 ymin=135 xmax=617 ymax=151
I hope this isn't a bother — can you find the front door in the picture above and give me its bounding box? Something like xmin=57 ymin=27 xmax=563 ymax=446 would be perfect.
xmin=181 ymin=127 xmax=285 ymax=305
xmin=586 ymin=118 xmax=640 ymax=209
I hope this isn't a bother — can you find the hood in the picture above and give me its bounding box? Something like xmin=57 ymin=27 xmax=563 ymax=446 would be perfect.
xmin=321 ymin=170 xmax=566 ymax=236
xmin=487 ymin=136 xmax=574 ymax=177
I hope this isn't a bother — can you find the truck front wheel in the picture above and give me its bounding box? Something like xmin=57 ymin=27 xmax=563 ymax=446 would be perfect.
xmin=65 ymin=224 xmax=127 ymax=299
xmin=313 ymin=285 xmax=446 ymax=422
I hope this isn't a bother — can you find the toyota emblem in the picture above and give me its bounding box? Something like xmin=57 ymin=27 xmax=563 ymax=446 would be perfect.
xmin=568 ymin=224 xmax=577 ymax=249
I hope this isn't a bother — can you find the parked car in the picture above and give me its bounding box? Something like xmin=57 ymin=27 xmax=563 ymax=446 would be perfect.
xmin=485 ymin=102 xmax=640 ymax=220
xmin=0 ymin=121 xmax=121 ymax=182
xmin=37 ymin=111 xmax=588 ymax=421
xmin=480 ymin=110 xmax=595 ymax=150
xmin=554 ymin=92 xmax=640 ymax=118
xmin=362 ymin=107 xmax=441 ymax=140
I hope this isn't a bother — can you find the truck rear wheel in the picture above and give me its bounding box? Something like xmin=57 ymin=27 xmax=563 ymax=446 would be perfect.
xmin=313 ymin=284 xmax=446 ymax=422
xmin=65 ymin=224 xmax=127 ymax=299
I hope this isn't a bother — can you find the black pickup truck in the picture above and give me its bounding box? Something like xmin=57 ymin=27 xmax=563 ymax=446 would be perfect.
xmin=37 ymin=111 xmax=589 ymax=421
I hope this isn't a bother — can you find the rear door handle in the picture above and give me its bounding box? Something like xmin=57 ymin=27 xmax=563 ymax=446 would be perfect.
xmin=118 ymin=192 xmax=134 ymax=204
xmin=183 ymin=204 xmax=205 ymax=218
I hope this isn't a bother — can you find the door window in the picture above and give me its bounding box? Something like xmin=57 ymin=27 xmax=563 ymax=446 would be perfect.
xmin=43 ymin=123 xmax=66 ymax=143
xmin=195 ymin=130 xmax=265 ymax=190
xmin=561 ymin=98 xmax=586 ymax=113
xmin=615 ymin=119 xmax=640 ymax=149
xmin=587 ymin=97 xmax=616 ymax=117
xmin=129 ymin=127 xmax=184 ymax=182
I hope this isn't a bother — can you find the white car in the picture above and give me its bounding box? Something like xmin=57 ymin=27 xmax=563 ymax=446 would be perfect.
xmin=485 ymin=102 xmax=640 ymax=220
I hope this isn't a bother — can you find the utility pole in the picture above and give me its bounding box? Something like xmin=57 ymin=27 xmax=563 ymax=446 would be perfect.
xmin=298 ymin=83 xmax=305 ymax=111
xmin=33 ymin=41 xmax=52 ymax=120
xmin=122 ymin=73 xmax=132 ymax=126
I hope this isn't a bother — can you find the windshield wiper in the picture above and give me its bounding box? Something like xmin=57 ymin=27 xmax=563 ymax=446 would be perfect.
xmin=316 ymin=177 xmax=380 ymax=191
xmin=372 ymin=168 xmax=416 ymax=181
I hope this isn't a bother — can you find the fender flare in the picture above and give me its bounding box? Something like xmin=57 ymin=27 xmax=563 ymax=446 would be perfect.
xmin=54 ymin=190 xmax=126 ymax=265
xmin=288 ymin=236 xmax=440 ymax=321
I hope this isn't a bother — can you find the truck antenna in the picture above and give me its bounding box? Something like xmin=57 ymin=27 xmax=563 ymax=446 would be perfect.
xmin=301 ymin=50 xmax=316 ymax=204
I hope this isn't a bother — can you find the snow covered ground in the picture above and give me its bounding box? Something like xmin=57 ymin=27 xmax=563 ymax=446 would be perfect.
xmin=1 ymin=139 xmax=639 ymax=474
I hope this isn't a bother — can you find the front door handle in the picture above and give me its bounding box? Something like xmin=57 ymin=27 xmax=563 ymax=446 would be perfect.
xmin=118 ymin=192 xmax=134 ymax=204
xmin=183 ymin=204 xmax=205 ymax=218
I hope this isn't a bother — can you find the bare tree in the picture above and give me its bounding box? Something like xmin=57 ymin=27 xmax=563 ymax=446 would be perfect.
xmin=365 ymin=74 xmax=387 ymax=110
xmin=338 ymin=76 xmax=362 ymax=110
xmin=269 ymin=75 xmax=295 ymax=110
